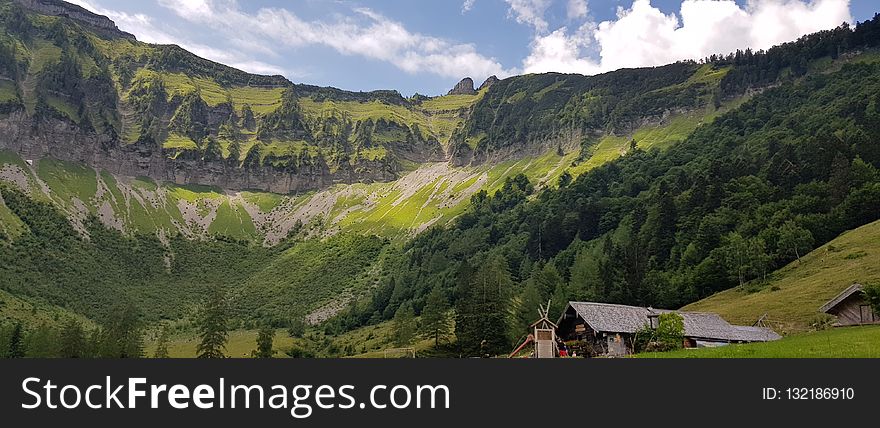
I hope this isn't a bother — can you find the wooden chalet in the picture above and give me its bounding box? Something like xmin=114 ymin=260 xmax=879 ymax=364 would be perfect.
xmin=556 ymin=302 xmax=781 ymax=357
xmin=820 ymin=284 xmax=879 ymax=327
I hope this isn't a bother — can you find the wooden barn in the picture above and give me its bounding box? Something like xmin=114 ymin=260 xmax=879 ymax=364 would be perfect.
xmin=820 ymin=284 xmax=879 ymax=327
xmin=556 ymin=302 xmax=781 ymax=357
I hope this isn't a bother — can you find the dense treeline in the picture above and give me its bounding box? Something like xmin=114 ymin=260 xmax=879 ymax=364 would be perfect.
xmin=0 ymin=304 xmax=143 ymax=358
xmin=717 ymin=15 xmax=880 ymax=97
xmin=326 ymin=59 xmax=880 ymax=355
xmin=0 ymin=285 xmax=261 ymax=358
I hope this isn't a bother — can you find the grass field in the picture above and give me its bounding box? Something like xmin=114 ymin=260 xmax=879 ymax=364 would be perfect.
xmin=130 ymin=69 xmax=286 ymax=114
xmin=145 ymin=329 xmax=298 ymax=358
xmin=684 ymin=220 xmax=880 ymax=334
xmin=638 ymin=325 xmax=880 ymax=358
xmin=145 ymin=317 xmax=440 ymax=358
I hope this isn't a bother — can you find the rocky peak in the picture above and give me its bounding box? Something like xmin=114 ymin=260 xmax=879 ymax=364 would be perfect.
xmin=14 ymin=0 xmax=136 ymax=39
xmin=447 ymin=77 xmax=477 ymax=96
xmin=478 ymin=75 xmax=499 ymax=91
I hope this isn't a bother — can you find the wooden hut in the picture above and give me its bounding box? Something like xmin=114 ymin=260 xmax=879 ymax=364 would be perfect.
xmin=556 ymin=302 xmax=781 ymax=357
xmin=820 ymin=284 xmax=879 ymax=327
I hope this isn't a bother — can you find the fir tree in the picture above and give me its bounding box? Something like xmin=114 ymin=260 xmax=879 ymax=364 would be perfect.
xmin=391 ymin=302 xmax=416 ymax=347
xmin=26 ymin=323 xmax=60 ymax=358
xmin=253 ymin=325 xmax=275 ymax=358
xmin=455 ymin=256 xmax=512 ymax=357
xmin=512 ymin=281 xmax=543 ymax=340
xmin=98 ymin=303 xmax=144 ymax=358
xmin=8 ymin=322 xmax=24 ymax=358
xmin=420 ymin=287 xmax=451 ymax=346
xmin=59 ymin=319 xmax=86 ymax=358
xmin=196 ymin=287 xmax=229 ymax=359
xmin=153 ymin=324 xmax=170 ymax=359
xmin=287 ymin=315 xmax=306 ymax=339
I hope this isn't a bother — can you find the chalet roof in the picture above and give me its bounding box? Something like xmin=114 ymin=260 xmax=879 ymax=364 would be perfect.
xmin=820 ymin=284 xmax=864 ymax=313
xmin=567 ymin=302 xmax=650 ymax=334
xmin=565 ymin=302 xmax=780 ymax=342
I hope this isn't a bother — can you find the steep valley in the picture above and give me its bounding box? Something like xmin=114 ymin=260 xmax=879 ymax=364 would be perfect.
xmin=2 ymin=0 xmax=880 ymax=358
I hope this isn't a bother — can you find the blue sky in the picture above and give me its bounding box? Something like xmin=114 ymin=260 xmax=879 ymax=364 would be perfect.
xmin=69 ymin=0 xmax=878 ymax=96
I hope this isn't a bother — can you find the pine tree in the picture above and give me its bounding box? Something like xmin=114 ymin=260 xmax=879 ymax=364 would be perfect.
xmin=196 ymin=287 xmax=229 ymax=359
xmin=8 ymin=322 xmax=24 ymax=358
xmin=153 ymin=324 xmax=170 ymax=359
xmin=455 ymin=256 xmax=512 ymax=357
xmin=287 ymin=315 xmax=306 ymax=339
xmin=569 ymin=248 xmax=601 ymax=301
xmin=98 ymin=303 xmax=144 ymax=358
xmin=532 ymin=263 xmax=563 ymax=301
xmin=25 ymin=323 xmax=60 ymax=358
xmin=513 ymin=281 xmax=543 ymax=340
xmin=59 ymin=319 xmax=86 ymax=358
xmin=253 ymin=325 xmax=275 ymax=358
xmin=391 ymin=302 xmax=416 ymax=347
xmin=420 ymin=287 xmax=451 ymax=346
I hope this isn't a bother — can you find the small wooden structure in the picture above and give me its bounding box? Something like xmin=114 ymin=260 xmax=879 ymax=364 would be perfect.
xmin=531 ymin=302 xmax=558 ymax=358
xmin=820 ymin=284 xmax=879 ymax=327
xmin=509 ymin=301 xmax=558 ymax=358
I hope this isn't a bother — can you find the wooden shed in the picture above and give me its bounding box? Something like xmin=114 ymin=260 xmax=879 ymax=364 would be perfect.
xmin=556 ymin=302 xmax=781 ymax=357
xmin=820 ymin=284 xmax=879 ymax=327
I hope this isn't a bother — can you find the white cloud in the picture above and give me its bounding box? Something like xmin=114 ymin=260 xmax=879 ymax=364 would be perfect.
xmin=66 ymin=0 xmax=291 ymax=77
xmin=67 ymin=0 xmax=176 ymax=44
xmin=567 ymin=0 xmax=589 ymax=20
xmin=524 ymin=24 xmax=600 ymax=74
xmin=462 ymin=0 xmax=477 ymax=14
xmin=156 ymin=0 xmax=512 ymax=81
xmin=524 ymin=0 xmax=853 ymax=75
xmin=504 ymin=0 xmax=553 ymax=33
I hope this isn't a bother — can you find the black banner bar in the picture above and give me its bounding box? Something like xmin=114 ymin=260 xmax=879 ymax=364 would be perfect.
xmin=1 ymin=359 xmax=876 ymax=426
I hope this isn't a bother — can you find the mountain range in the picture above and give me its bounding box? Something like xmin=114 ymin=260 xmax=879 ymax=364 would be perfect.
xmin=1 ymin=0 xmax=879 ymax=357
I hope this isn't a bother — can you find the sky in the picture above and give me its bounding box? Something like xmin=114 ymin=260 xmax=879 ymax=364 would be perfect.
xmin=66 ymin=0 xmax=879 ymax=96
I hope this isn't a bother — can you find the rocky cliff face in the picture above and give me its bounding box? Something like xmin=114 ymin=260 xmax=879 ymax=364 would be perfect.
xmin=14 ymin=0 xmax=135 ymax=39
xmin=478 ymin=75 xmax=499 ymax=91
xmin=447 ymin=77 xmax=477 ymax=95
xmin=0 ymin=112 xmax=398 ymax=194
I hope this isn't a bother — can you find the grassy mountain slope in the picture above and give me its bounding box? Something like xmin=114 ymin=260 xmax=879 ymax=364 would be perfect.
xmin=0 ymin=182 xmax=390 ymax=326
xmin=684 ymin=219 xmax=880 ymax=333
xmin=0 ymin=0 xmax=761 ymax=193
xmin=0 ymin=95 xmax=713 ymax=242
xmin=3 ymin=2 xmax=880 ymax=360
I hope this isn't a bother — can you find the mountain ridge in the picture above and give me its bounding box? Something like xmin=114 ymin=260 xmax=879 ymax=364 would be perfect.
xmin=0 ymin=0 xmax=750 ymax=196
xmin=3 ymin=1 xmax=880 ymax=355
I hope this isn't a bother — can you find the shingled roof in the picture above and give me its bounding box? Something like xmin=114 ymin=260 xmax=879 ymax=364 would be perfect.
xmin=820 ymin=283 xmax=864 ymax=313
xmin=567 ymin=302 xmax=650 ymax=334
xmin=565 ymin=302 xmax=780 ymax=343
